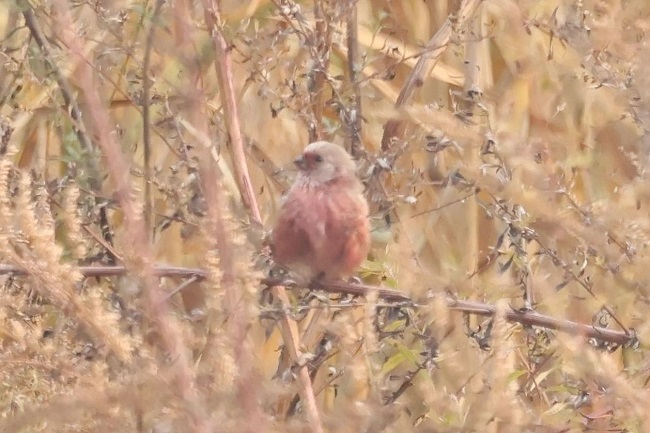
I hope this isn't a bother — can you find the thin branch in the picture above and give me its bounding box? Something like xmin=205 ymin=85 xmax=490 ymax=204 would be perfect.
xmin=448 ymin=297 xmax=633 ymax=346
xmin=48 ymin=2 xmax=211 ymax=431
xmin=23 ymin=7 xmax=117 ymax=265
xmin=196 ymin=2 xmax=271 ymax=431
xmin=22 ymin=7 xmax=97 ymax=188
xmin=201 ymin=2 xmax=322 ymax=432
xmin=272 ymin=286 xmax=325 ymax=433
xmin=202 ymin=0 xmax=262 ymax=227
xmin=271 ymin=0 xmax=352 ymax=144
xmin=142 ymin=0 xmax=165 ymax=239
xmin=409 ymin=189 xmax=479 ymax=218
xmin=380 ymin=0 xmax=483 ymax=151
xmin=486 ymin=193 xmax=630 ymax=336
xmin=0 ymin=263 xmax=633 ymax=346
xmin=309 ymin=0 xmax=331 ymax=142
xmin=346 ymin=0 xmax=363 ymax=158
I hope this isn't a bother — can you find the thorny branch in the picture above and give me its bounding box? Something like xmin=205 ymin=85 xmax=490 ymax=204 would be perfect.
xmin=0 ymin=264 xmax=634 ymax=347
xmin=481 ymin=193 xmax=630 ymax=335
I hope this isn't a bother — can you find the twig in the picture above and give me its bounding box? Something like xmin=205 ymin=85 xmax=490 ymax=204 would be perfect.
xmin=248 ymin=139 xmax=291 ymax=191
xmin=447 ymin=297 xmax=633 ymax=346
xmin=201 ymin=2 xmax=323 ymax=432
xmin=307 ymin=278 xmax=410 ymax=302
xmin=486 ymin=193 xmax=630 ymax=336
xmin=202 ymin=0 xmax=262 ymax=227
xmin=380 ymin=0 xmax=483 ymax=151
xmin=161 ymin=275 xmax=200 ymax=303
xmin=48 ymin=2 xmax=211 ymax=432
xmin=50 ymin=197 xmax=124 ymax=261
xmin=142 ymin=0 xmax=165 ymax=239
xmin=170 ymin=0 xmax=265 ymax=429
xmin=272 ymin=286 xmax=324 ymax=433
xmin=21 ymin=8 xmax=95 ymax=171
xmin=409 ymin=189 xmax=479 ymax=218
xmin=0 ymin=263 xmax=633 ymax=346
xmin=309 ymin=0 xmax=331 ymax=142
xmin=384 ymin=367 xmax=421 ymax=405
xmin=24 ymin=7 xmax=117 ymax=264
xmin=271 ymin=0 xmax=352 ymax=144
xmin=346 ymin=0 xmax=363 ymax=158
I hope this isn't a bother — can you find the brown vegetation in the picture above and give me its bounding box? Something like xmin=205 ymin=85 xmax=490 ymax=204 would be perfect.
xmin=0 ymin=0 xmax=649 ymax=432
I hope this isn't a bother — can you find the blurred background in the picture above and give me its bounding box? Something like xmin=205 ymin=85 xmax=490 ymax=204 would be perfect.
xmin=1 ymin=0 xmax=649 ymax=432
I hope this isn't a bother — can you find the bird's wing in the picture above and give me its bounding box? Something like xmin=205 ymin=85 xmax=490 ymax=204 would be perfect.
xmin=318 ymin=191 xmax=370 ymax=276
xmin=271 ymin=198 xmax=312 ymax=265
xmin=336 ymin=212 xmax=370 ymax=276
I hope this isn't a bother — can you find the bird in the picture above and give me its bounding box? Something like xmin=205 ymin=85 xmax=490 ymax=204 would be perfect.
xmin=271 ymin=141 xmax=370 ymax=282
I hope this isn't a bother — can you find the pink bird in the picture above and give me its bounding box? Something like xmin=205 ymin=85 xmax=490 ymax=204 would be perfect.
xmin=271 ymin=141 xmax=370 ymax=282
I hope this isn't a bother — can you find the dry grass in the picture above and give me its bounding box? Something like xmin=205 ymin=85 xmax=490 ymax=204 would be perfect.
xmin=0 ymin=0 xmax=649 ymax=432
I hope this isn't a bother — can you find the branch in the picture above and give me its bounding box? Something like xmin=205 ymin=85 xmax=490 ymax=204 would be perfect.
xmin=447 ymin=298 xmax=633 ymax=346
xmin=0 ymin=263 xmax=633 ymax=346
xmin=308 ymin=0 xmax=331 ymax=142
xmin=142 ymin=0 xmax=166 ymax=238
xmin=202 ymin=0 xmax=262 ymax=227
xmin=48 ymin=2 xmax=210 ymax=431
xmin=271 ymin=284 xmax=324 ymax=433
xmin=22 ymin=7 xmax=98 ymax=188
xmin=201 ymin=2 xmax=320 ymax=431
xmin=346 ymin=0 xmax=363 ymax=158
xmin=380 ymin=0 xmax=483 ymax=151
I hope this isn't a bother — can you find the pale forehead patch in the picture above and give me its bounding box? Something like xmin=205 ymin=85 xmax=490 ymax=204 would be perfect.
xmin=304 ymin=141 xmax=347 ymax=158
xmin=303 ymin=141 xmax=356 ymax=168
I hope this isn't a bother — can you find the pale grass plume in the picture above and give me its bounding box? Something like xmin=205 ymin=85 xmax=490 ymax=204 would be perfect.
xmin=329 ymin=311 xmax=372 ymax=417
xmin=203 ymin=242 xmax=224 ymax=308
xmin=360 ymin=289 xmax=383 ymax=412
xmin=33 ymin=176 xmax=56 ymax=239
xmin=424 ymin=295 xmax=465 ymax=383
xmin=484 ymin=299 xmax=525 ymax=427
xmin=363 ymin=288 xmax=379 ymax=356
xmin=427 ymin=293 xmax=453 ymax=333
xmin=0 ymin=158 xmax=15 ymax=261
xmin=61 ymin=184 xmax=88 ymax=260
xmin=197 ymin=183 xmax=261 ymax=405
xmin=559 ymin=334 xmax=650 ymax=429
xmin=202 ymin=328 xmax=237 ymax=395
xmin=205 ymin=184 xmax=261 ymax=317
xmin=13 ymin=170 xmax=134 ymax=361
xmin=83 ymin=287 xmax=139 ymax=359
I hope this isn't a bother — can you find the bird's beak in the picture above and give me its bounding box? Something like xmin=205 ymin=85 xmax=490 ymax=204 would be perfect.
xmin=294 ymin=155 xmax=306 ymax=170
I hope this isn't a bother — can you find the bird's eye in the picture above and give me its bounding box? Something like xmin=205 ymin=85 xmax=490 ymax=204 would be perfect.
xmin=314 ymin=155 xmax=324 ymax=163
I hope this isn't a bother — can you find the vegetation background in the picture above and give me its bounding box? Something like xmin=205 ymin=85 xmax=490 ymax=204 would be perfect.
xmin=0 ymin=0 xmax=649 ymax=432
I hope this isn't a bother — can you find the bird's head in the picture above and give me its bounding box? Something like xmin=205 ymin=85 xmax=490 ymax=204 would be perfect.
xmin=293 ymin=141 xmax=358 ymax=186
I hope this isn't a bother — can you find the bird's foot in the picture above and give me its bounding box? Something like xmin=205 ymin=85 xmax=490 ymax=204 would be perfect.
xmin=348 ymin=275 xmax=363 ymax=284
xmin=308 ymin=272 xmax=327 ymax=289
xmin=268 ymin=264 xmax=289 ymax=279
